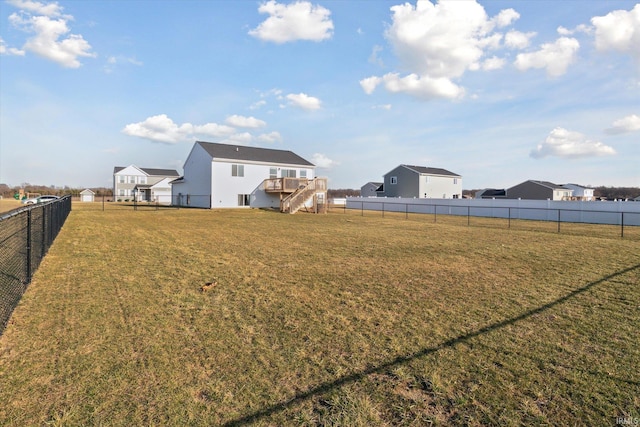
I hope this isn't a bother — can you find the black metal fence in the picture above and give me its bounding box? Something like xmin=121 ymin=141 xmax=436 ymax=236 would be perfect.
xmin=0 ymin=196 xmax=72 ymax=333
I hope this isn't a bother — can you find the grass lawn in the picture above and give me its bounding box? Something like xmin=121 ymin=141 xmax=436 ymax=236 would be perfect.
xmin=0 ymin=206 xmax=638 ymax=426
xmin=0 ymin=199 xmax=23 ymax=214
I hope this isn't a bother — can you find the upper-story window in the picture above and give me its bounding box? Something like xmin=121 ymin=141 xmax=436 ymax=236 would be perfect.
xmin=281 ymin=169 xmax=296 ymax=178
xmin=300 ymin=170 xmax=307 ymax=179
xmin=138 ymin=176 xmax=147 ymax=184
xmin=269 ymin=167 xmax=277 ymax=179
xmin=118 ymin=175 xmax=125 ymax=183
xmin=232 ymin=164 xmax=244 ymax=177
xmin=390 ymin=176 xmax=398 ymax=185
xmin=128 ymin=176 xmax=136 ymax=184
xmin=453 ymin=178 xmax=458 ymax=184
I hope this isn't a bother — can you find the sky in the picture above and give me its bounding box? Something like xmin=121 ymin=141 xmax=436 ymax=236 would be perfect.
xmin=0 ymin=0 xmax=639 ymax=191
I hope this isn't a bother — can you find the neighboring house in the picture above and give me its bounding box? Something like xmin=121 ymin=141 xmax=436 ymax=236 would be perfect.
xmin=134 ymin=177 xmax=174 ymax=204
xmin=563 ymin=184 xmax=595 ymax=201
xmin=113 ymin=165 xmax=180 ymax=202
xmin=360 ymin=182 xmax=383 ymax=197
xmin=79 ymin=189 xmax=95 ymax=202
xmin=380 ymin=165 xmax=462 ymax=199
xmin=475 ymin=188 xmax=506 ymax=199
xmin=506 ymin=180 xmax=573 ymax=200
xmin=172 ymin=141 xmax=325 ymax=212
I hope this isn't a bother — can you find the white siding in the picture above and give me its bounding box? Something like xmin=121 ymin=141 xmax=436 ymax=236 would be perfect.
xmin=418 ymin=175 xmax=462 ymax=199
xmin=172 ymin=144 xmax=213 ymax=208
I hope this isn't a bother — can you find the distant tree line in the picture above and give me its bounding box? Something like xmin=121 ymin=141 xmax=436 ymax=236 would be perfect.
xmin=327 ymin=188 xmax=361 ymax=198
xmin=0 ymin=184 xmax=113 ymax=199
xmin=593 ymin=186 xmax=640 ymax=200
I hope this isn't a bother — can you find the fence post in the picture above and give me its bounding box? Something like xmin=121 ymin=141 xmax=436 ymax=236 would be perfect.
xmin=467 ymin=206 xmax=470 ymax=226
xmin=434 ymin=205 xmax=437 ymax=223
xmin=621 ymin=212 xmax=624 ymax=238
xmin=406 ymin=203 xmax=408 ymax=220
xmin=557 ymin=209 xmax=561 ymax=233
xmin=508 ymin=207 xmax=511 ymax=229
xmin=361 ymin=201 xmax=364 ymax=217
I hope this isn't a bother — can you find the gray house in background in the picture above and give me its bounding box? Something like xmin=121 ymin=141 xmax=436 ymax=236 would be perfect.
xmin=506 ymin=180 xmax=572 ymax=201
xmin=381 ymin=165 xmax=462 ymax=199
xmin=360 ymin=182 xmax=383 ymax=197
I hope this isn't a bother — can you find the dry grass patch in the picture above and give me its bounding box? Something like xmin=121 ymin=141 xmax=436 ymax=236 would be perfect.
xmin=0 ymin=206 xmax=638 ymax=426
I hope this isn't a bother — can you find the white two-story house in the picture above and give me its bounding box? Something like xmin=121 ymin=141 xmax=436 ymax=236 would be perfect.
xmin=113 ymin=166 xmax=180 ymax=203
xmin=172 ymin=141 xmax=323 ymax=210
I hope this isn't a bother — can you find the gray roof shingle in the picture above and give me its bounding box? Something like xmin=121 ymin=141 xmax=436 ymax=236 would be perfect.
xmin=402 ymin=165 xmax=461 ymax=177
xmin=196 ymin=141 xmax=314 ymax=166
xmin=113 ymin=166 xmax=179 ymax=176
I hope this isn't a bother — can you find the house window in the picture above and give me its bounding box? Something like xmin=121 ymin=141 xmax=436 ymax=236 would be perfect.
xmin=232 ymin=164 xmax=244 ymax=177
xmin=300 ymin=170 xmax=307 ymax=179
xmin=390 ymin=176 xmax=397 ymax=185
xmin=139 ymin=176 xmax=147 ymax=184
xmin=269 ymin=167 xmax=277 ymax=179
xmin=238 ymin=194 xmax=250 ymax=206
xmin=118 ymin=175 xmax=125 ymax=183
xmin=281 ymin=169 xmax=296 ymax=178
xmin=119 ymin=189 xmax=125 ymax=196
xmin=128 ymin=176 xmax=136 ymax=184
xmin=453 ymin=178 xmax=458 ymax=184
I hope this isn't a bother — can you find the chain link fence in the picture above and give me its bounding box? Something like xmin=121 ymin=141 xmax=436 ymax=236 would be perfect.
xmin=0 ymin=196 xmax=72 ymax=334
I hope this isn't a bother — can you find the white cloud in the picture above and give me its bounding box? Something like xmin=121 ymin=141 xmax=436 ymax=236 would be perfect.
xmin=7 ymin=0 xmax=64 ymax=17
xmin=530 ymin=127 xmax=616 ymax=159
xmin=221 ymin=132 xmax=254 ymax=145
xmin=286 ymin=93 xmax=321 ymax=110
xmin=311 ymin=153 xmax=337 ymax=169
xmin=363 ymin=0 xmax=518 ymax=100
xmin=225 ymin=114 xmax=266 ymax=128
xmin=249 ymin=0 xmax=334 ymax=43
xmin=359 ymin=76 xmax=382 ymax=95
xmin=256 ymin=131 xmax=282 ymax=143
xmin=605 ymin=114 xmax=640 ymax=134
xmin=489 ymin=8 xmax=520 ymax=29
xmin=0 ymin=37 xmax=25 ymax=55
xmin=122 ymin=114 xmax=235 ymax=144
xmin=6 ymin=2 xmax=95 ymax=68
xmin=249 ymin=100 xmax=267 ymax=110
xmin=368 ymin=44 xmax=384 ymax=67
xmin=591 ymin=4 xmax=640 ymax=61
xmin=481 ymin=56 xmax=505 ymax=71
xmin=504 ymin=30 xmax=536 ymax=49
xmin=514 ymin=37 xmax=579 ymax=77
xmin=361 ymin=73 xmax=465 ymax=100
xmin=104 ymin=55 xmax=143 ymax=73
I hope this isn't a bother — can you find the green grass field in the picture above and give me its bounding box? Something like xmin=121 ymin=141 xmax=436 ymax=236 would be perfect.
xmin=1 ymin=205 xmax=638 ymax=426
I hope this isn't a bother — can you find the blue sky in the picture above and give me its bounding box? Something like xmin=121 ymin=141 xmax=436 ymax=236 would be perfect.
xmin=1 ymin=0 xmax=638 ymax=190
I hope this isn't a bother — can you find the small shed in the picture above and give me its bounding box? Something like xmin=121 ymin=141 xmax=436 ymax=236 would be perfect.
xmin=80 ymin=189 xmax=95 ymax=202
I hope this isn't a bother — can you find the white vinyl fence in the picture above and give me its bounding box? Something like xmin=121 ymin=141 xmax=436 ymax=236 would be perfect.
xmin=346 ymin=197 xmax=640 ymax=226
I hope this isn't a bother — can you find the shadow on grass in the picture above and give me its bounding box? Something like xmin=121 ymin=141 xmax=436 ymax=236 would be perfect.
xmin=223 ymin=263 xmax=640 ymax=426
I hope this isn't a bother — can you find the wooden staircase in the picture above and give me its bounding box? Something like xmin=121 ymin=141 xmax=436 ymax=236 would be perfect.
xmin=263 ymin=177 xmax=328 ymax=214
